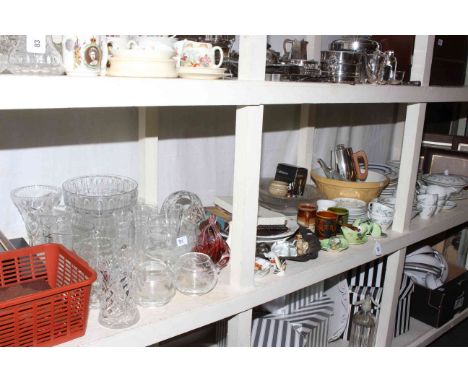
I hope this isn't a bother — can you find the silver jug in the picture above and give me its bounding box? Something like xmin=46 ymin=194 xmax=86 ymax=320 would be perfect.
xmin=282 ymin=39 xmax=308 ymax=62
xmin=334 ymin=144 xmax=369 ymax=181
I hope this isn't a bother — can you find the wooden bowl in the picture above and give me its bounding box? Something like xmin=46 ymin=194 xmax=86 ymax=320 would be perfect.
xmin=310 ymin=168 xmax=389 ymax=203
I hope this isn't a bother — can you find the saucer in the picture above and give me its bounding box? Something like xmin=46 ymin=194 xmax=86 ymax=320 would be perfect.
xmin=177 ymin=66 xmax=228 ymax=80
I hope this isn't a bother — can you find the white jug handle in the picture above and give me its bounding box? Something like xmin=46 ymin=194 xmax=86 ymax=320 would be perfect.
xmin=212 ymin=46 xmax=224 ymax=68
xmin=100 ymin=36 xmax=108 ymax=76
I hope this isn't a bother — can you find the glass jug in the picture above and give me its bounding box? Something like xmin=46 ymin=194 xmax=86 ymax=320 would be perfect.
xmin=7 ymin=35 xmax=64 ymax=75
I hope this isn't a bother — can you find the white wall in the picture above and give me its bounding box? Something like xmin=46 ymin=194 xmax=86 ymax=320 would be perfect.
xmin=0 ymin=108 xmax=139 ymax=238
xmin=0 ymin=35 xmax=402 ymax=240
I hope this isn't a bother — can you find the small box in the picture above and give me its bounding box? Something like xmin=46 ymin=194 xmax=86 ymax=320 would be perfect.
xmin=274 ymin=163 xmax=308 ymax=196
xmin=251 ymin=295 xmax=334 ymax=347
xmin=410 ymin=262 xmax=468 ymax=328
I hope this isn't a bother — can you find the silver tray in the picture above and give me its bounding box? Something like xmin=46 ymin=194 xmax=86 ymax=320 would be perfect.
xmin=259 ymin=178 xmax=324 ymax=214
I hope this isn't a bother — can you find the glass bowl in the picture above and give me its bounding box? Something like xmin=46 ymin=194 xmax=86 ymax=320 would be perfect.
xmin=62 ymin=175 xmax=138 ymax=213
xmin=173 ymin=252 xmax=218 ymax=296
xmin=160 ymin=190 xmax=205 ymax=226
xmin=137 ymin=259 xmax=175 ymax=307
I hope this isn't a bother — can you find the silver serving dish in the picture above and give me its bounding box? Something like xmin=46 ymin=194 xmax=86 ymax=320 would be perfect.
xmin=321 ymin=50 xmax=363 ymax=83
xmin=330 ymin=38 xmax=381 ymax=53
xmin=422 ymin=173 xmax=468 ymax=188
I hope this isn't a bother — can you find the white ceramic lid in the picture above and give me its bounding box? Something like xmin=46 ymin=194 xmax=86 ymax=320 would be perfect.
xmin=422 ymin=173 xmax=468 ymax=187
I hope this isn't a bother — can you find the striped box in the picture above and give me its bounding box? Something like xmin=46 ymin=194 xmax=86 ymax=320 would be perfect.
xmin=261 ymin=282 xmax=324 ymax=315
xmin=344 ymin=258 xmax=414 ymax=339
xmin=215 ymin=283 xmax=333 ymax=347
xmin=251 ymin=296 xmax=334 ymax=347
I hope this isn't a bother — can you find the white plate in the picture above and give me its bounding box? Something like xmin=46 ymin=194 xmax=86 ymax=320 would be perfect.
xmin=178 ymin=71 xmax=230 ymax=80
xmin=325 ymin=276 xmax=351 ymax=342
xmin=257 ymin=220 xmax=299 ymax=243
xmin=178 ymin=66 xmax=226 ymax=74
xmin=333 ymin=198 xmax=367 ymax=209
xmin=178 ymin=66 xmax=229 ymax=80
xmin=220 ymin=220 xmax=298 ymax=243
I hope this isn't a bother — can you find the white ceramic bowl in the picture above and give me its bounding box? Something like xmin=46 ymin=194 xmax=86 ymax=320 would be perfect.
xmin=107 ymin=57 xmax=177 ymax=78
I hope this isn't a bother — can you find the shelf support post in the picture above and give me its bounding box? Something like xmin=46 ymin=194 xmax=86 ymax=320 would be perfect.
xmin=375 ymin=35 xmax=435 ymax=346
xmin=226 ymin=310 xmax=253 ymax=347
xmin=138 ymin=107 xmax=159 ymax=205
xmin=226 ymin=35 xmax=266 ymax=347
xmin=297 ymin=36 xmax=321 ymax=180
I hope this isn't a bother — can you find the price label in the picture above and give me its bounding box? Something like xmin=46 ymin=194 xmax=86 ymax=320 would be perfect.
xmin=374 ymin=241 xmax=382 ymax=257
xmin=176 ymin=236 xmax=188 ymax=247
xmin=26 ymin=35 xmax=46 ymax=54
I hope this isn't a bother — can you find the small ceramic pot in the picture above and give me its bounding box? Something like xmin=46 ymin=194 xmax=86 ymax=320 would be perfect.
xmin=315 ymin=211 xmax=338 ymax=239
xmin=297 ymin=203 xmax=317 ymax=229
xmin=328 ymin=207 xmax=349 ymax=226
xmin=269 ymin=180 xmax=289 ymax=197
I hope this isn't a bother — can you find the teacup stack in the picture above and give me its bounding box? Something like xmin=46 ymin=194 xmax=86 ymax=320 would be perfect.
xmin=416 ymin=194 xmax=438 ymax=219
xmin=418 ymin=184 xmax=450 ymax=213
xmin=367 ymin=201 xmax=393 ymax=231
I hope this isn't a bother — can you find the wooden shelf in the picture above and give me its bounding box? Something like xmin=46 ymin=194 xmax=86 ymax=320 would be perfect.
xmin=59 ymin=199 xmax=468 ymax=346
xmin=391 ymin=308 xmax=468 ymax=347
xmin=0 ymin=75 xmax=467 ymax=110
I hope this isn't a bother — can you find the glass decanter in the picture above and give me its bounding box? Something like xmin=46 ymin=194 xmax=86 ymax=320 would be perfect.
xmin=349 ymin=294 xmax=378 ymax=347
xmin=7 ymin=35 xmax=64 ymax=75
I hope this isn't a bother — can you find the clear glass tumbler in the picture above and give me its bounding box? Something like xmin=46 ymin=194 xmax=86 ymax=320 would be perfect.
xmin=11 ymin=185 xmax=62 ymax=245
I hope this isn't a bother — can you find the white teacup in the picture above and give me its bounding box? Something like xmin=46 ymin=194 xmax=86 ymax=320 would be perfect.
xmin=368 ymin=202 xmax=394 ymax=231
xmin=369 ymin=212 xmax=393 ymax=231
xmin=417 ymin=194 xmax=438 ymax=219
xmin=316 ymin=199 xmax=337 ymax=211
xmin=62 ymin=35 xmax=107 ymax=76
xmin=178 ymin=40 xmax=224 ymax=68
xmin=368 ymin=202 xmax=394 ymax=218
xmin=417 ymin=194 xmax=438 ymax=205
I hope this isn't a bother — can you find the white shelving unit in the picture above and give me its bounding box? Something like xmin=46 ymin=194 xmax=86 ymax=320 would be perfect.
xmin=1 ymin=35 xmax=467 ymax=347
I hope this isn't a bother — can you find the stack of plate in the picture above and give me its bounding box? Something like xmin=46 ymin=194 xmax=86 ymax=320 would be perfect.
xmin=333 ymin=197 xmax=367 ymax=223
xmin=372 ymin=162 xmax=399 ymax=197
xmin=177 ymin=66 xmax=229 ymax=80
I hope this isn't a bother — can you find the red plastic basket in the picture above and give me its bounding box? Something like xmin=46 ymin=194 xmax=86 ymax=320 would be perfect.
xmin=0 ymin=243 xmax=97 ymax=347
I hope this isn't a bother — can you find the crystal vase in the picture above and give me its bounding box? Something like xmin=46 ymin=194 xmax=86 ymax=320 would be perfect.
xmin=11 ymin=185 xmax=62 ymax=245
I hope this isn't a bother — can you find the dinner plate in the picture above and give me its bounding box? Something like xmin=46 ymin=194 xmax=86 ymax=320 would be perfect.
xmin=325 ymin=275 xmax=351 ymax=342
xmin=221 ymin=219 xmax=298 ymax=243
